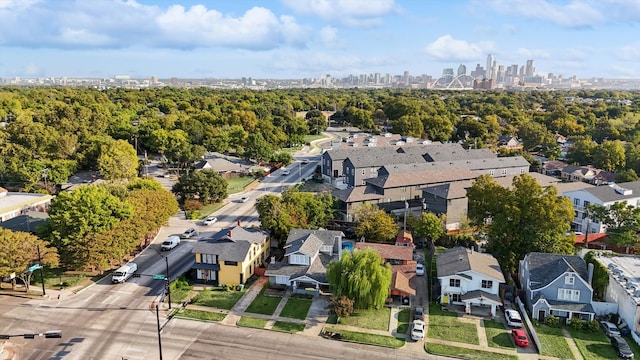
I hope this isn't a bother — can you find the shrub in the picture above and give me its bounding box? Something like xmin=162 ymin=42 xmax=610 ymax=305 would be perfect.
xmin=330 ymin=296 xmax=354 ymax=318
xmin=585 ymin=319 xmax=600 ymax=332
xmin=568 ymin=317 xmax=583 ymax=330
xmin=545 ymin=315 xmax=560 ymax=327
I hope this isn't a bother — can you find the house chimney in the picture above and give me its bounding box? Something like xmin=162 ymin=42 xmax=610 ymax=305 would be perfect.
xmin=227 ymin=230 xmax=232 ymax=237
xmin=237 ymin=220 xmax=241 ymax=226
xmin=270 ymin=256 xmax=275 ymax=264
xmin=587 ymin=263 xmax=594 ymax=285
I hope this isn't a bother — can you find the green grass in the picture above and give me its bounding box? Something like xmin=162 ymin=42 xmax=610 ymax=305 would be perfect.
xmin=169 ymin=276 xmax=193 ymax=302
xmin=338 ymin=307 xmax=390 ymax=331
xmin=323 ymin=327 xmax=404 ymax=348
xmin=567 ymin=327 xmax=620 ymax=360
xmin=426 ymin=342 xmax=518 ymax=360
xmin=396 ymin=309 xmax=411 ymax=337
xmin=177 ymin=309 xmax=226 ymax=322
xmin=190 ymin=287 xmax=246 ymax=310
xmin=428 ymin=303 xmax=479 ymax=345
xmin=533 ymin=324 xmax=575 ymax=359
xmin=279 ymin=297 xmax=312 ymax=320
xmin=303 ymin=134 xmax=327 ymax=143
xmin=272 ymin=321 xmax=305 ymax=333
xmin=28 ymin=267 xmax=98 ymax=289
xmin=245 ymin=289 xmax=282 ymax=315
xmin=237 ymin=316 xmax=268 ymax=329
xmin=198 ymin=202 xmax=226 ymax=217
xmin=483 ymin=320 xmax=515 ymax=349
xmin=227 ymin=176 xmax=256 ymax=194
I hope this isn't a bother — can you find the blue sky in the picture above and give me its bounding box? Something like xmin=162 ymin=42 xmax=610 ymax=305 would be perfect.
xmin=0 ymin=0 xmax=639 ymax=79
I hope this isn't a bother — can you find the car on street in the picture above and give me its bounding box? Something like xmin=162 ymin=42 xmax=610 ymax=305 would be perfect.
xmin=411 ymin=320 xmax=426 ymax=341
xmin=416 ymin=263 xmax=425 ymax=276
xmin=413 ymin=306 xmax=424 ymax=321
xmin=301 ymin=159 xmax=309 ymax=164
xmin=600 ymin=321 xmax=621 ymax=338
xmin=240 ymin=196 xmax=249 ymax=203
xmin=281 ymin=169 xmax=290 ymax=175
xmin=161 ymin=236 xmax=180 ymax=251
xmin=611 ymin=336 xmax=634 ymax=358
xmin=180 ymin=228 xmax=198 ymax=239
xmin=511 ymin=329 xmax=529 ymax=347
xmin=505 ymin=309 xmax=523 ymax=328
xmin=203 ymin=216 xmax=218 ymax=226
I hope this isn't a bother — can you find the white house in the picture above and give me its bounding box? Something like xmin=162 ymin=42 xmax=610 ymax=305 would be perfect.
xmin=436 ymin=246 xmax=505 ymax=315
xmin=563 ymin=181 xmax=640 ymax=234
xmin=597 ymin=255 xmax=640 ymax=335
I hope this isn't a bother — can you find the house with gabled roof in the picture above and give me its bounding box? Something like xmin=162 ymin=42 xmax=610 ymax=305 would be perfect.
xmin=519 ymin=252 xmax=595 ymax=321
xmin=265 ymin=229 xmax=344 ymax=294
xmin=437 ymin=247 xmax=505 ymax=315
xmin=497 ymin=135 xmax=523 ymax=150
xmin=191 ymin=226 xmax=270 ymax=285
xmin=355 ymin=242 xmax=417 ymax=299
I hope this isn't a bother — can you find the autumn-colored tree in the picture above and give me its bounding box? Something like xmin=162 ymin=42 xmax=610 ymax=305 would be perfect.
xmin=0 ymin=229 xmax=58 ymax=291
xmin=352 ymin=202 xmax=399 ymax=243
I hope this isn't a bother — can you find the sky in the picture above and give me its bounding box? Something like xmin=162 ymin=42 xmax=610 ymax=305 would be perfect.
xmin=0 ymin=0 xmax=639 ymax=80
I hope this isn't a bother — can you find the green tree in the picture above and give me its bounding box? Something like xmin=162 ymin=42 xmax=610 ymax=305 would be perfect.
xmin=584 ymin=251 xmax=609 ymax=300
xmin=326 ymin=248 xmax=392 ymax=309
xmin=0 ymin=229 xmax=59 ymax=291
xmin=565 ymin=137 xmax=597 ymax=165
xmin=518 ymin=121 xmax=554 ymax=151
xmin=615 ymin=169 xmax=639 ymax=183
xmin=243 ymin=133 xmax=273 ymax=163
xmin=466 ymin=174 xmax=575 ymax=273
xmin=593 ymin=140 xmax=626 ymax=171
xmin=589 ymin=202 xmax=640 ymax=252
xmin=172 ymin=169 xmax=228 ymax=205
xmin=409 ymin=212 xmax=445 ymax=244
xmin=352 ymin=202 xmax=399 ymax=243
xmin=97 ymin=139 xmax=139 ymax=181
xmin=38 ymin=185 xmax=133 ymax=267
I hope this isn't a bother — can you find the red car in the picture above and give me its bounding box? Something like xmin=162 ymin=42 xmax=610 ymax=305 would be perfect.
xmin=511 ymin=329 xmax=529 ymax=347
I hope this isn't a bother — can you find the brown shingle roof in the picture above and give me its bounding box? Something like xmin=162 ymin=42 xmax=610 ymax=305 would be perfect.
xmin=355 ymin=242 xmax=413 ymax=261
xmin=390 ymin=270 xmax=415 ymax=296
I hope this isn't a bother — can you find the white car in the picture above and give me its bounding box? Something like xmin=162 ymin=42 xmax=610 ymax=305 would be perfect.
xmin=411 ymin=320 xmax=426 ymax=341
xmin=180 ymin=228 xmax=198 ymax=239
xmin=240 ymin=196 xmax=250 ymax=203
xmin=301 ymin=159 xmax=309 ymax=165
xmin=203 ymin=216 xmax=217 ymax=226
xmin=282 ymin=169 xmax=290 ymax=176
xmin=416 ymin=263 xmax=425 ymax=276
xmin=505 ymin=309 xmax=523 ymax=328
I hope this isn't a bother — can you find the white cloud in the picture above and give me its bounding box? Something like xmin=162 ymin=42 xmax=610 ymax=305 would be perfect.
xmin=517 ymin=48 xmax=550 ymax=59
xmin=317 ymin=26 xmax=340 ymax=47
xmin=281 ymin=0 xmax=396 ymax=26
xmin=616 ymin=42 xmax=640 ymax=61
xmin=425 ymin=35 xmax=494 ymax=61
xmin=268 ymin=50 xmax=393 ymax=76
xmin=0 ymin=1 xmax=307 ymax=50
xmin=484 ymin=0 xmax=604 ymax=27
xmin=0 ymin=0 xmax=40 ymax=9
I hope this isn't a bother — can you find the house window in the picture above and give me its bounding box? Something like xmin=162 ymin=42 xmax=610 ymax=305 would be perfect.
xmin=565 ymin=274 xmax=575 ymax=285
xmin=520 ymin=168 xmax=525 ymax=174
xmin=558 ymin=288 xmax=580 ymax=301
xmin=481 ymin=280 xmax=493 ymax=289
xmin=584 ymin=201 xmax=590 ymax=207
xmin=224 ymin=261 xmax=238 ymax=266
xmin=574 ymin=198 xmax=580 ymax=206
xmin=449 ymin=279 xmax=461 ymax=287
xmin=451 ymin=293 xmax=461 ymax=302
xmin=202 ymin=254 xmax=216 ymax=264
xmin=402 ymin=186 xmax=407 ymax=193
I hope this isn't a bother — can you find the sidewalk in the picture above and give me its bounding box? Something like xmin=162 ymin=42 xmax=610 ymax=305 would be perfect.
xmin=220 ymin=276 xmax=268 ymax=326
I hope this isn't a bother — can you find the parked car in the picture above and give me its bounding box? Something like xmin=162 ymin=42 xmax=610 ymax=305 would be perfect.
xmin=180 ymin=228 xmax=198 ymax=239
xmin=611 ymin=336 xmax=634 ymax=359
xmin=413 ymin=306 xmax=424 ymax=321
xmin=240 ymin=196 xmax=250 ymax=203
xmin=600 ymin=321 xmax=621 ymax=338
xmin=281 ymin=169 xmax=290 ymax=175
xmin=203 ymin=216 xmax=218 ymax=226
xmin=411 ymin=320 xmax=426 ymax=341
xmin=505 ymin=309 xmax=523 ymax=328
xmin=511 ymin=329 xmax=529 ymax=347
xmin=416 ymin=263 xmax=425 ymax=276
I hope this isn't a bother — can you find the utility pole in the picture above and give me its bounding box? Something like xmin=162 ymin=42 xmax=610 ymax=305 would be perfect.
xmin=165 ymin=257 xmax=171 ymax=310
xmin=155 ymin=303 xmax=163 ymax=360
xmin=37 ymin=245 xmax=46 ymax=296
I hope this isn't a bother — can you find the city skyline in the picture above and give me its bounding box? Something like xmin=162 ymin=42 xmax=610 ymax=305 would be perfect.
xmin=1 ymin=0 xmax=639 ymax=80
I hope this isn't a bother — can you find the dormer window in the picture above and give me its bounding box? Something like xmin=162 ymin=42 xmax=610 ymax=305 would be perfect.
xmin=565 ymin=273 xmax=575 ymax=285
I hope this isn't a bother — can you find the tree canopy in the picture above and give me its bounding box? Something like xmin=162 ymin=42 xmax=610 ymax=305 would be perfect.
xmin=352 ymin=202 xmax=399 ymax=243
xmin=466 ymin=174 xmax=575 ymax=273
xmin=172 ymin=169 xmax=228 ymax=205
xmin=0 ymin=228 xmax=59 ymax=291
xmin=589 ymin=202 xmax=640 ymax=252
xmin=326 ymin=248 xmax=392 ymax=309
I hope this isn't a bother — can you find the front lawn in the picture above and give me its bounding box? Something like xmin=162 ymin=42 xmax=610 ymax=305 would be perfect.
xmin=426 ymin=342 xmax=518 ymax=360
xmin=278 ymin=297 xmax=312 ymax=320
xmin=533 ymin=324 xmax=575 ymax=359
xmin=237 ymin=316 xmax=268 ymax=329
xmin=227 ymin=176 xmax=256 ymax=194
xmin=245 ymin=289 xmax=282 ymax=315
xmin=190 ymin=287 xmax=246 ymax=310
xmin=169 ymin=276 xmax=193 ymax=302
xmin=428 ymin=304 xmax=479 ymax=345
xmin=272 ymin=321 xmax=305 ymax=333
xmin=567 ymin=327 xmax=619 ymax=360
xmin=338 ymin=307 xmax=390 ymax=331
xmin=323 ymin=327 xmax=404 ymax=348
xmin=396 ymin=309 xmax=410 ymax=337
xmin=483 ymin=320 xmax=515 ymax=349
xmin=176 ymin=309 xmax=226 ymax=322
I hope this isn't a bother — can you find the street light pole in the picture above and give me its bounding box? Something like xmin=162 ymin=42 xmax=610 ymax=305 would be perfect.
xmin=37 ymin=245 xmax=46 ymax=296
xmin=156 ymin=303 xmax=163 ymax=360
xmin=165 ymin=257 xmax=172 ymax=310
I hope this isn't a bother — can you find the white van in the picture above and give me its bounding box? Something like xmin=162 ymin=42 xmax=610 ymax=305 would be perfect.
xmin=161 ymin=236 xmax=180 ymax=251
xmin=112 ymin=262 xmax=138 ymax=283
xmin=505 ymin=309 xmax=523 ymax=328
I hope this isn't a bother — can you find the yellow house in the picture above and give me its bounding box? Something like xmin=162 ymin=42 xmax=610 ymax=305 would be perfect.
xmin=192 ymin=226 xmax=270 ymax=285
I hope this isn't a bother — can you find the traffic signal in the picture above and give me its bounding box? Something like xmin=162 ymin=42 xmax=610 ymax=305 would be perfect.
xmin=44 ymin=330 xmax=62 ymax=338
xmin=23 ymin=334 xmax=35 ymax=339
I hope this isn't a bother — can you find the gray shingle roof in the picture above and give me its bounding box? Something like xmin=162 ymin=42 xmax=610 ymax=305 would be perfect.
xmin=191 ymin=226 xmax=268 ymax=262
xmin=436 ymin=246 xmax=505 ymax=282
xmin=461 ymin=289 xmax=502 ymax=304
xmin=285 ymin=235 xmax=323 ymax=257
xmin=524 ymin=252 xmax=588 ymax=289
xmin=286 ymin=229 xmax=344 ymax=247
xmin=583 ymin=181 xmax=640 ymax=203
